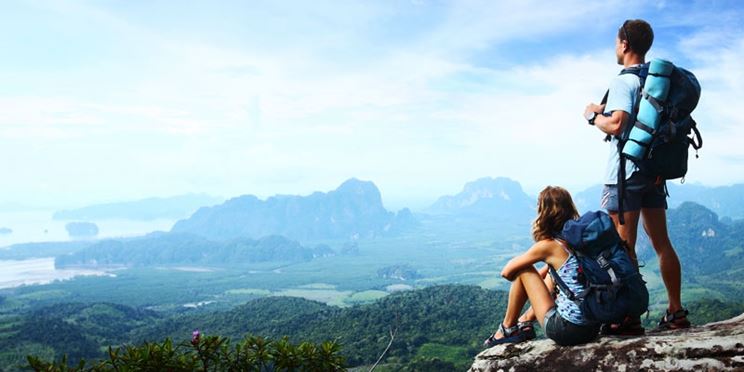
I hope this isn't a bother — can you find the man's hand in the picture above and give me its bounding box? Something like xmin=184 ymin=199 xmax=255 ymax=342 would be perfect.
xmin=584 ymin=103 xmax=605 ymax=119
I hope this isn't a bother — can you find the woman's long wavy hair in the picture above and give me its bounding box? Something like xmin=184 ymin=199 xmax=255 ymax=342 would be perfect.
xmin=532 ymin=186 xmax=579 ymax=242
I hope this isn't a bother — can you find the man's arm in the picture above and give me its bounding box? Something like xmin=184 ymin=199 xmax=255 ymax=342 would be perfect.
xmin=595 ymin=110 xmax=628 ymax=137
xmin=584 ymin=103 xmax=628 ymax=137
xmin=585 ymin=75 xmax=635 ymax=137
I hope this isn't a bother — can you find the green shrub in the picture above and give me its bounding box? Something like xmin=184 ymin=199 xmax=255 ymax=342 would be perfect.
xmin=26 ymin=332 xmax=346 ymax=371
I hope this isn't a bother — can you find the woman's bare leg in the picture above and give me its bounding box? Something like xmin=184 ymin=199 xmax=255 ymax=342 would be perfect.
xmin=518 ymin=265 xmax=553 ymax=323
xmin=513 ymin=267 xmax=555 ymax=328
xmin=502 ymin=271 xmax=530 ymax=328
xmin=498 ymin=266 xmax=555 ymax=336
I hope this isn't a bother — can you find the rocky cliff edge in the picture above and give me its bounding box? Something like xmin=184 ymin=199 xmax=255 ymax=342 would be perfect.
xmin=471 ymin=313 xmax=744 ymax=371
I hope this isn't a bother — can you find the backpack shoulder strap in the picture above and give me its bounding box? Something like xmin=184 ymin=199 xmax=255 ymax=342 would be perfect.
xmin=548 ymin=265 xmax=577 ymax=301
xmin=620 ymin=63 xmax=649 ymax=80
xmin=601 ymin=64 xmax=649 ymax=141
xmin=615 ymin=63 xmax=649 ymax=225
xmin=548 ymin=239 xmax=583 ymax=302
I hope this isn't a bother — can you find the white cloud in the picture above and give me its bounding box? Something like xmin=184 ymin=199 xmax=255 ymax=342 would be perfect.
xmin=1 ymin=1 xmax=743 ymax=208
xmin=671 ymin=32 xmax=744 ymax=185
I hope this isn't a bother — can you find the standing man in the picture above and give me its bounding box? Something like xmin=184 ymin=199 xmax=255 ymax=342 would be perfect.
xmin=583 ymin=19 xmax=690 ymax=333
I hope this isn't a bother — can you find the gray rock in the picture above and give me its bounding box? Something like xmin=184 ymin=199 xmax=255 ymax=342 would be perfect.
xmin=471 ymin=313 xmax=744 ymax=371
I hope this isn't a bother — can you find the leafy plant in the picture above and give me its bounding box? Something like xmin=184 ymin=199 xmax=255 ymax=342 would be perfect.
xmin=27 ymin=333 xmax=346 ymax=372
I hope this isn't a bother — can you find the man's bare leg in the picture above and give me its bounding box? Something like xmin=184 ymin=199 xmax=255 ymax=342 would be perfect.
xmin=609 ymin=210 xmax=641 ymax=263
xmin=642 ymin=207 xmax=683 ymax=313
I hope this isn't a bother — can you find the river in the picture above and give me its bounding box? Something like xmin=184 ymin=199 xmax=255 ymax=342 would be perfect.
xmin=0 ymin=257 xmax=112 ymax=289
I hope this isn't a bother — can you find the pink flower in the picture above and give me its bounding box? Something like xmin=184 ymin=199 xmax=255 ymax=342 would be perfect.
xmin=191 ymin=330 xmax=200 ymax=346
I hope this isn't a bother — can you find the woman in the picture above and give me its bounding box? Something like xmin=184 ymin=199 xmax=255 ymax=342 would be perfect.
xmin=483 ymin=186 xmax=600 ymax=347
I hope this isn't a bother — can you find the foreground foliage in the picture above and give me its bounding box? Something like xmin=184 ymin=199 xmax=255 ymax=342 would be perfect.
xmin=138 ymin=285 xmax=509 ymax=368
xmin=27 ymin=333 xmax=346 ymax=371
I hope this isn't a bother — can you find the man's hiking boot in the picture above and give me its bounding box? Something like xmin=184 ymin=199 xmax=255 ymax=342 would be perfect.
xmin=656 ymin=308 xmax=691 ymax=331
xmin=483 ymin=321 xmax=536 ymax=348
xmin=600 ymin=316 xmax=645 ymax=336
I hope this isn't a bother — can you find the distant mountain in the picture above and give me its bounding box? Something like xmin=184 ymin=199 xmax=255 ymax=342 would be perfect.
xmin=628 ymin=201 xmax=744 ymax=299
xmin=54 ymin=233 xmax=322 ymax=268
xmin=667 ymin=183 xmax=744 ymax=219
xmin=53 ymin=194 xmax=224 ymax=221
xmin=171 ymin=178 xmax=412 ymax=241
xmin=571 ymin=184 xmax=603 ymax=213
xmin=663 ymin=201 xmax=744 ymax=277
xmin=428 ymin=177 xmax=534 ymax=222
xmin=573 ymin=182 xmax=744 ymax=219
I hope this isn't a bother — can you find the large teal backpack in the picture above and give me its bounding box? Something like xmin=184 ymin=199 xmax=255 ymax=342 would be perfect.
xmin=602 ymin=59 xmax=703 ymax=223
xmin=620 ymin=59 xmax=702 ymax=180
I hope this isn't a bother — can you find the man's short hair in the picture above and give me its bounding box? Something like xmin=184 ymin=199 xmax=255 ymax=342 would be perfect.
xmin=618 ymin=19 xmax=654 ymax=56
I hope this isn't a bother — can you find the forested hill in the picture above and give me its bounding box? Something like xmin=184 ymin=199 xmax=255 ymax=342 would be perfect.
xmin=135 ymin=285 xmax=509 ymax=367
xmin=7 ymin=285 xmax=744 ymax=370
xmin=3 ymin=285 xmax=508 ymax=370
xmin=664 ymin=202 xmax=744 ymax=276
xmin=171 ymin=178 xmax=416 ymax=241
xmin=54 ymin=233 xmax=327 ymax=268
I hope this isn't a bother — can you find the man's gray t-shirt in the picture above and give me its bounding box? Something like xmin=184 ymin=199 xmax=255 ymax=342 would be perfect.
xmin=604 ymin=72 xmax=641 ymax=185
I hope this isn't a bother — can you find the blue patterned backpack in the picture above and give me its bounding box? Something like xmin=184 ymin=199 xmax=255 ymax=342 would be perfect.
xmin=549 ymin=211 xmax=649 ymax=323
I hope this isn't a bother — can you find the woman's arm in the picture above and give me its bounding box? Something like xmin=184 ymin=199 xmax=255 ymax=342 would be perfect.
xmin=501 ymin=240 xmax=552 ymax=281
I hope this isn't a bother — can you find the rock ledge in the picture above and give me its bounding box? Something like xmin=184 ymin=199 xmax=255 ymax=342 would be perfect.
xmin=471 ymin=313 xmax=744 ymax=371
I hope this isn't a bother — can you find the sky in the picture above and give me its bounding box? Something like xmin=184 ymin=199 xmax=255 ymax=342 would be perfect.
xmin=1 ymin=0 xmax=743 ymax=210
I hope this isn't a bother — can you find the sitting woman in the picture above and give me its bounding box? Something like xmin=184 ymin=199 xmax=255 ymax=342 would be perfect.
xmin=483 ymin=186 xmax=600 ymax=347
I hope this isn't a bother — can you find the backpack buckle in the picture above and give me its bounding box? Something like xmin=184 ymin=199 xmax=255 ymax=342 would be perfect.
xmin=597 ymin=255 xmax=610 ymax=269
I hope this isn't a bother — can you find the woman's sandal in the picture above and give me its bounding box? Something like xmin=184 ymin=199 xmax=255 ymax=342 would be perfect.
xmin=483 ymin=322 xmax=536 ymax=348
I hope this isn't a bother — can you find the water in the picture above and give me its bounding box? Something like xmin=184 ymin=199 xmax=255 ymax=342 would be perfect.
xmin=0 ymin=210 xmax=176 ymax=248
xmin=0 ymin=257 xmax=112 ymax=289
xmin=0 ymin=211 xmax=176 ymax=288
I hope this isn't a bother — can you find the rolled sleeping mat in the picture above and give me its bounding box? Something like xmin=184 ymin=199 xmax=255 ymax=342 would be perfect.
xmin=622 ymin=58 xmax=674 ymax=161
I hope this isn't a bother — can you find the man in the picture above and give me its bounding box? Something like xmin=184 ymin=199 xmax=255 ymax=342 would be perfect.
xmin=583 ymin=19 xmax=690 ymax=333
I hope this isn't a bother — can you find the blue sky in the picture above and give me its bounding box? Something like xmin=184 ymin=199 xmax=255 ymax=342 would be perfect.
xmin=1 ymin=0 xmax=743 ymax=210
